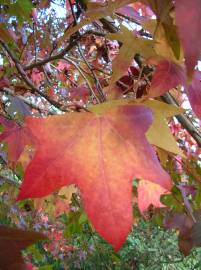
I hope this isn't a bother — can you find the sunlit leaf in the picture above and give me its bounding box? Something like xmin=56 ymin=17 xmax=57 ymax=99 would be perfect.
xmin=17 ymin=105 xmax=171 ymax=250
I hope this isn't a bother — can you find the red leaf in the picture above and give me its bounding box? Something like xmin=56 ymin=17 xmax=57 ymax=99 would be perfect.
xmin=31 ymin=68 xmax=44 ymax=86
xmin=0 ymin=225 xmax=47 ymax=270
xmin=0 ymin=117 xmax=34 ymax=163
xmin=57 ymin=61 xmax=71 ymax=71
xmin=149 ymin=60 xmax=186 ymax=97
xmin=175 ymin=0 xmax=201 ymax=76
xmin=129 ymin=66 xmax=140 ymax=77
xmin=186 ymin=70 xmax=201 ymax=119
xmin=116 ymin=75 xmax=133 ymax=91
xmin=69 ymin=85 xmax=90 ymax=101
xmin=137 ymin=180 xmax=167 ymax=214
xmin=0 ymin=76 xmax=10 ymax=88
xmin=164 ymin=212 xmax=193 ymax=255
xmin=17 ymin=105 xmax=171 ymax=250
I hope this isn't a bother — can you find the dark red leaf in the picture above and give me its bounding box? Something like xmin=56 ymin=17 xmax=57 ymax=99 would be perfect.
xmin=0 ymin=225 xmax=47 ymax=270
xmin=149 ymin=60 xmax=186 ymax=97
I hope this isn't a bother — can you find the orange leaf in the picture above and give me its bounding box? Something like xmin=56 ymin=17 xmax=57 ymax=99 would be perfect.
xmin=17 ymin=105 xmax=171 ymax=250
xmin=137 ymin=180 xmax=168 ymax=214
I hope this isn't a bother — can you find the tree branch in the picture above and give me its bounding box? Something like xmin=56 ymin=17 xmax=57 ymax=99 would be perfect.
xmin=0 ymin=39 xmax=68 ymax=112
xmin=1 ymin=87 xmax=56 ymax=115
xmin=161 ymin=93 xmax=201 ymax=147
xmin=23 ymin=34 xmax=81 ymax=71
xmin=63 ymin=57 xmax=101 ymax=103
xmin=77 ymin=44 xmax=106 ymax=102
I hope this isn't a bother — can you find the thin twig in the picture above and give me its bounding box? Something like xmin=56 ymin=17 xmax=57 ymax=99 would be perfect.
xmin=1 ymin=87 xmax=55 ymax=115
xmin=0 ymin=39 xmax=67 ymax=112
xmin=33 ymin=22 xmax=37 ymax=62
xmin=63 ymin=57 xmax=101 ymax=103
xmin=77 ymin=44 xmax=106 ymax=102
xmin=68 ymin=0 xmax=77 ymax=26
xmin=23 ymin=37 xmax=80 ymax=71
xmin=161 ymin=93 xmax=201 ymax=148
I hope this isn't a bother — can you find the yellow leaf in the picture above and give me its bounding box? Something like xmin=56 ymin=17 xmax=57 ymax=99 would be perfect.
xmin=107 ymin=26 xmax=156 ymax=86
xmin=58 ymin=184 xmax=77 ymax=203
xmin=142 ymin=99 xmax=185 ymax=156
xmin=64 ymin=0 xmax=134 ymax=39
xmin=143 ymin=19 xmax=183 ymax=64
xmin=157 ymin=147 xmax=169 ymax=166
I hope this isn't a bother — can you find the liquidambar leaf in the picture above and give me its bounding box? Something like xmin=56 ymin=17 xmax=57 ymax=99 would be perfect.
xmin=164 ymin=212 xmax=193 ymax=255
xmin=0 ymin=225 xmax=47 ymax=270
xmin=107 ymin=26 xmax=155 ymax=87
xmin=142 ymin=0 xmax=181 ymax=60
xmin=0 ymin=117 xmax=35 ymax=163
xmin=149 ymin=60 xmax=186 ymax=97
xmin=138 ymin=180 xmax=167 ymax=214
xmin=17 ymin=105 xmax=171 ymax=250
xmin=186 ymin=70 xmax=201 ymax=119
xmin=175 ymin=0 xmax=201 ymax=76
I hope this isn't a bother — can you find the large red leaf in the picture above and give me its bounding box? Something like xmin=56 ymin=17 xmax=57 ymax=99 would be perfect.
xmin=0 ymin=117 xmax=34 ymax=163
xmin=186 ymin=70 xmax=201 ymax=119
xmin=0 ymin=225 xmax=47 ymax=270
xmin=175 ymin=0 xmax=201 ymax=76
xmin=149 ymin=60 xmax=186 ymax=97
xmin=17 ymin=105 xmax=171 ymax=250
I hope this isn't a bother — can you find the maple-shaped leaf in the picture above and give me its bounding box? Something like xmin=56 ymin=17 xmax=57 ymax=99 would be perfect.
xmin=137 ymin=180 xmax=167 ymax=214
xmin=165 ymin=211 xmax=201 ymax=256
xmin=142 ymin=0 xmax=181 ymax=60
xmin=175 ymin=0 xmax=201 ymax=76
xmin=107 ymin=26 xmax=155 ymax=87
xmin=186 ymin=70 xmax=201 ymax=119
xmin=17 ymin=105 xmax=171 ymax=250
xmin=0 ymin=117 xmax=35 ymax=163
xmin=0 ymin=225 xmax=47 ymax=270
xmin=164 ymin=212 xmax=193 ymax=255
xmin=149 ymin=60 xmax=186 ymax=97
